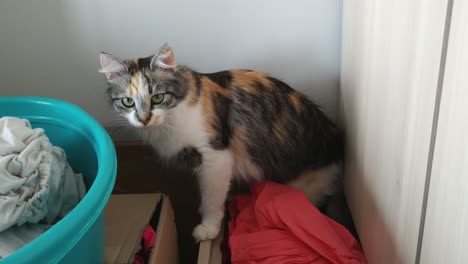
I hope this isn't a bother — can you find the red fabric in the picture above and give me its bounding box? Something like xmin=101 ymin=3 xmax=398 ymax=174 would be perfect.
xmin=134 ymin=225 xmax=157 ymax=264
xmin=228 ymin=182 xmax=367 ymax=264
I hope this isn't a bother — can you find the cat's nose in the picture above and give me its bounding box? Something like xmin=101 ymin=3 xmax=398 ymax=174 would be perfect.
xmin=138 ymin=116 xmax=151 ymax=126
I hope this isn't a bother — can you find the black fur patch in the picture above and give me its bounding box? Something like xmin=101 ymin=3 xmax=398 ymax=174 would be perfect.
xmin=166 ymin=75 xmax=188 ymax=99
xmin=126 ymin=62 xmax=138 ymax=75
xmin=205 ymin=71 xmax=232 ymax=88
xmin=126 ymin=57 xmax=151 ymax=75
xmin=172 ymin=147 xmax=202 ymax=169
xmin=137 ymin=56 xmax=152 ymax=69
xmin=148 ymin=78 xmax=153 ymax=94
xmin=193 ymin=72 xmax=202 ymax=98
xmin=228 ymin=74 xmax=343 ymax=183
xmin=268 ymin=77 xmax=294 ymax=95
xmin=209 ymin=94 xmax=232 ymax=149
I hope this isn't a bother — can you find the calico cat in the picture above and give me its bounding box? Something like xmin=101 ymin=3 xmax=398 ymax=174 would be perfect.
xmin=99 ymin=43 xmax=343 ymax=241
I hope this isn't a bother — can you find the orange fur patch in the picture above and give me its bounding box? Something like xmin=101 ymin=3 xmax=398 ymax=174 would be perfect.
xmin=288 ymin=92 xmax=304 ymax=112
xmin=200 ymin=85 xmax=216 ymax=136
xmin=202 ymin=76 xmax=230 ymax=96
xmin=200 ymin=77 xmax=231 ymax=136
xmin=232 ymin=70 xmax=272 ymax=93
xmin=128 ymin=72 xmax=141 ymax=97
xmin=183 ymin=71 xmax=199 ymax=106
xmin=127 ymin=59 xmax=138 ymax=68
xmin=150 ymin=115 xmax=160 ymax=126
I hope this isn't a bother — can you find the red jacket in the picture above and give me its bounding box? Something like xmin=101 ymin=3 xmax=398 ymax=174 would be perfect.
xmin=228 ymin=182 xmax=367 ymax=264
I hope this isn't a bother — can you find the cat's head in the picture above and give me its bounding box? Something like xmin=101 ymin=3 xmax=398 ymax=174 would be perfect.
xmin=99 ymin=43 xmax=187 ymax=128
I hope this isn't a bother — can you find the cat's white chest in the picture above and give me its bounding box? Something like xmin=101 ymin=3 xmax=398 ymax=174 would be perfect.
xmin=146 ymin=102 xmax=208 ymax=157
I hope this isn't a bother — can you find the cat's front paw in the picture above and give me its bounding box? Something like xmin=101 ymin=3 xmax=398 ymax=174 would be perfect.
xmin=192 ymin=223 xmax=220 ymax=242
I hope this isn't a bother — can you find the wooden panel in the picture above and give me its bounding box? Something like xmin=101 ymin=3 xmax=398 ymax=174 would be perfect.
xmin=420 ymin=1 xmax=468 ymax=262
xmin=340 ymin=1 xmax=448 ymax=263
xmin=197 ymin=225 xmax=224 ymax=264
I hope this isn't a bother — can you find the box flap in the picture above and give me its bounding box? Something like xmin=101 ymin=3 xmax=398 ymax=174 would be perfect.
xmin=104 ymin=194 xmax=161 ymax=264
xmin=149 ymin=196 xmax=179 ymax=264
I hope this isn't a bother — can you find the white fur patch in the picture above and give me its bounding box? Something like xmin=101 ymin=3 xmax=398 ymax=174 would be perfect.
xmin=194 ymin=149 xmax=233 ymax=240
xmin=144 ymin=99 xmax=209 ymax=157
xmin=126 ymin=111 xmax=144 ymax=128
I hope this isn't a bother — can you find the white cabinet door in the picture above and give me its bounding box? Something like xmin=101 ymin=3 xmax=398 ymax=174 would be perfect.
xmin=340 ymin=1 xmax=449 ymax=263
xmin=420 ymin=1 xmax=468 ymax=262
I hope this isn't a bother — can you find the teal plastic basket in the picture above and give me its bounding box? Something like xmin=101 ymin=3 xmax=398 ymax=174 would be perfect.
xmin=0 ymin=97 xmax=117 ymax=264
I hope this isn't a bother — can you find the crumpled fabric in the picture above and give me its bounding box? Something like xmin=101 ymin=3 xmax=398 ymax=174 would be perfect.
xmin=134 ymin=225 xmax=157 ymax=264
xmin=0 ymin=224 xmax=51 ymax=258
xmin=0 ymin=116 xmax=86 ymax=232
xmin=228 ymin=182 xmax=368 ymax=264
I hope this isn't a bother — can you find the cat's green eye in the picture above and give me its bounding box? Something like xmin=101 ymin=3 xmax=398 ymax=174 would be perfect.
xmin=152 ymin=94 xmax=164 ymax=104
xmin=121 ymin=97 xmax=134 ymax=108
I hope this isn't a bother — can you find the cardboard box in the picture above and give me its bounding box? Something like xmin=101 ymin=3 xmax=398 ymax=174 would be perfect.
xmin=197 ymin=226 xmax=224 ymax=264
xmin=104 ymin=193 xmax=178 ymax=264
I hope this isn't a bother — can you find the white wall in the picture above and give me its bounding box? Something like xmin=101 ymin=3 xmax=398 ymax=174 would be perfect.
xmin=420 ymin=1 xmax=468 ymax=262
xmin=340 ymin=0 xmax=449 ymax=263
xmin=0 ymin=0 xmax=342 ymax=128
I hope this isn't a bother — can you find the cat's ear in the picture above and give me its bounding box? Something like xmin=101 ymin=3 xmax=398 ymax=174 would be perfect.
xmin=150 ymin=43 xmax=176 ymax=71
xmin=99 ymin=53 xmax=128 ymax=80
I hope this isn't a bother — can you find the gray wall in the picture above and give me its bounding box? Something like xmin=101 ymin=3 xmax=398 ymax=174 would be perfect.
xmin=0 ymin=0 xmax=342 ymax=129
